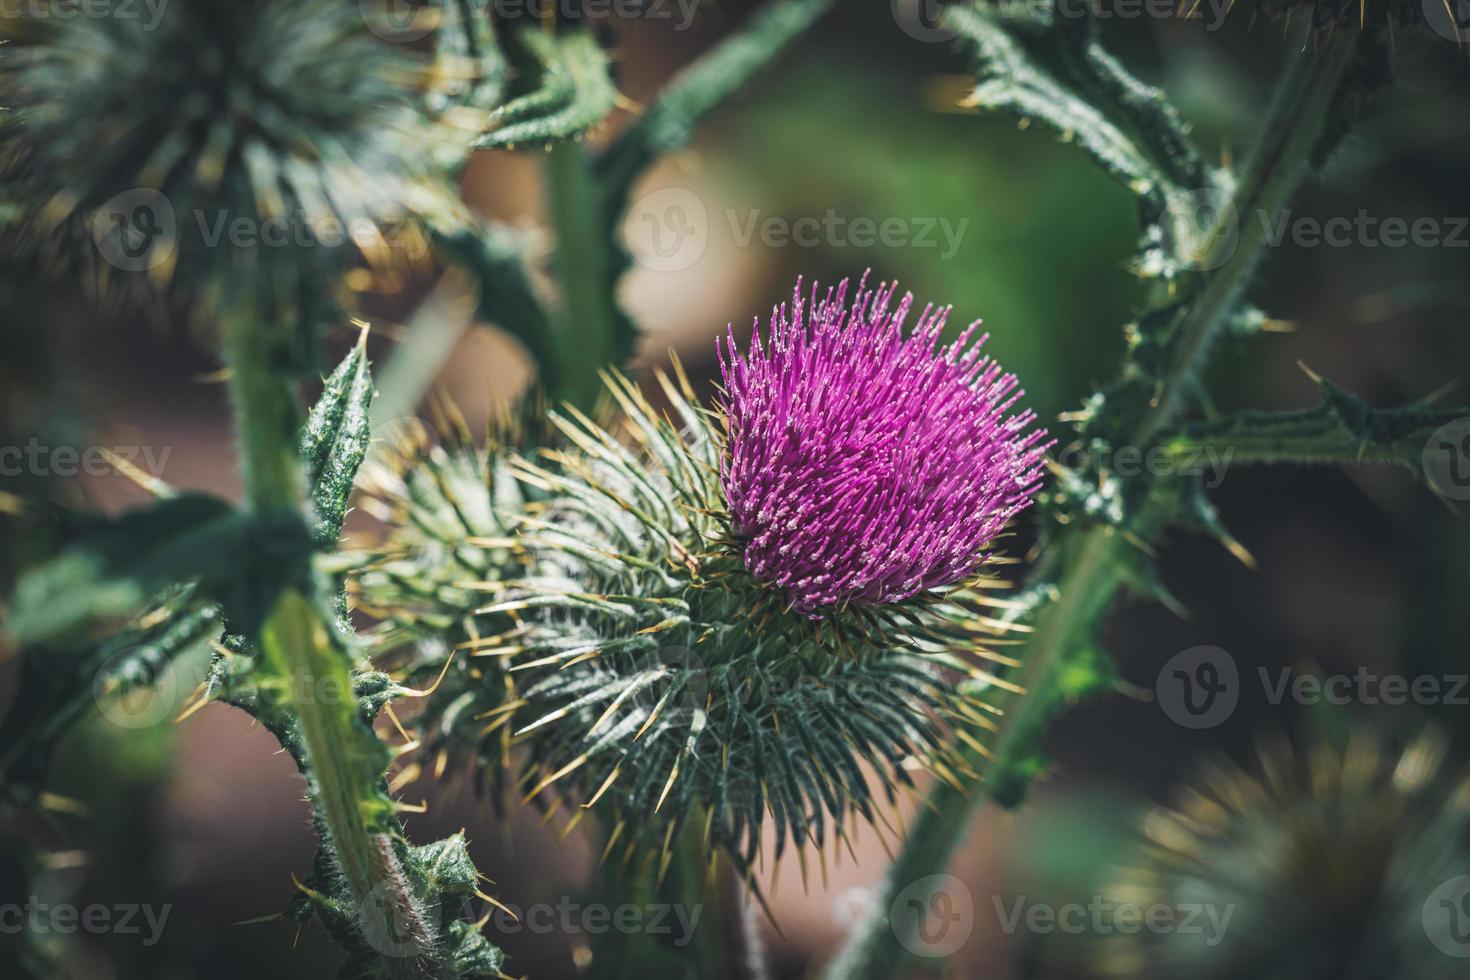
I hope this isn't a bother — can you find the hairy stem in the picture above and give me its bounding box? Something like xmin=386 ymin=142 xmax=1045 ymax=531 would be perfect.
xmin=825 ymin=25 xmax=1363 ymax=980
xmin=224 ymin=317 xmax=437 ymax=980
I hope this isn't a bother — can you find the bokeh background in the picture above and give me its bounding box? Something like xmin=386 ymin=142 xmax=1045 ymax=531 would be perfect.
xmin=4 ymin=3 xmax=1470 ymax=977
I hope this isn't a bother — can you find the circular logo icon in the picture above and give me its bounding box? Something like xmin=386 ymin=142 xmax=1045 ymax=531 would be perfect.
xmin=1156 ymin=645 xmax=1238 ymax=730
xmin=622 ymin=187 xmax=709 ymax=273
xmin=91 ymin=188 xmax=176 ymax=273
xmin=359 ymin=0 xmax=438 ymax=42
xmin=92 ymin=646 xmax=179 ymax=730
xmin=1423 ymin=874 xmax=1470 ymax=958
xmin=832 ymin=885 xmax=878 ymax=931
xmin=633 ymin=645 xmax=708 ymax=717
xmin=1422 ymin=419 xmax=1470 ymax=502
xmin=359 ymin=878 xmax=452 ymax=959
xmin=1177 ymin=186 xmax=1238 ymax=271
xmin=891 ymin=0 xmax=959 ymax=42
xmin=889 ymin=873 xmax=973 ymax=959
xmin=1422 ymin=0 xmax=1470 ymax=44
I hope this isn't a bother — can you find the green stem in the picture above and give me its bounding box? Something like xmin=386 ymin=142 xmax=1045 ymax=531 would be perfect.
xmin=224 ymin=317 xmax=439 ymax=980
xmin=1133 ymin=32 xmax=1361 ymax=446
xmin=825 ymin=26 xmax=1362 ymax=980
xmin=546 ymin=141 xmax=623 ymax=411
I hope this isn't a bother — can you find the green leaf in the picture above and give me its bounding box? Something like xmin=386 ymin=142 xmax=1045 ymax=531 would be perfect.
xmin=1161 ymin=377 xmax=1470 ymax=476
xmin=301 ymin=334 xmax=375 ymax=547
xmin=8 ymin=495 xmax=313 ymax=644
xmin=944 ymin=1 xmax=1221 ymax=286
xmin=474 ymin=27 xmax=618 ymax=151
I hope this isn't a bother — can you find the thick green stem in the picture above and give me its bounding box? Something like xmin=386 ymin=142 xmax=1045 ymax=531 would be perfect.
xmin=825 ymin=26 xmax=1362 ymax=980
xmin=546 ymin=141 xmax=623 ymax=411
xmin=224 ymin=317 xmax=437 ymax=980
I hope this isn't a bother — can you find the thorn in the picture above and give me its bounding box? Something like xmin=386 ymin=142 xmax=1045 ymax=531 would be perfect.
xmin=396 ymin=650 xmax=457 ymax=698
xmin=476 ymin=889 xmax=519 ymax=922
xmin=234 ymin=913 xmax=286 ymax=926
xmin=97 ymin=447 xmax=177 ymax=499
xmin=37 ymin=792 xmax=88 ymax=817
xmin=384 ymin=704 xmax=414 ymax=746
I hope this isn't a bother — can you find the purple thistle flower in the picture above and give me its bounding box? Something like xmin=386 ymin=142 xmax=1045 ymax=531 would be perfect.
xmin=717 ymin=275 xmax=1049 ymax=615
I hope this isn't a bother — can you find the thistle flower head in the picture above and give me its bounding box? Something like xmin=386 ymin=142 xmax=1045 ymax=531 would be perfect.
xmin=719 ymin=276 xmax=1048 ymax=614
xmin=0 ymin=0 xmax=469 ymax=343
xmin=1100 ymin=726 xmax=1470 ymax=979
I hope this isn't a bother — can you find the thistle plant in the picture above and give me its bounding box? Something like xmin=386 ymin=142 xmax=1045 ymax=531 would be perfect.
xmin=1100 ymin=725 xmax=1470 ymax=979
xmin=357 ymin=277 xmax=1046 ymax=904
xmin=1 ymin=1 xmax=1466 ymax=978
